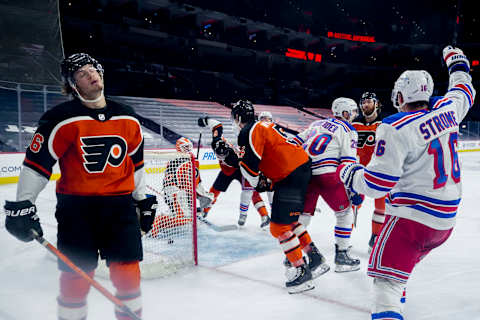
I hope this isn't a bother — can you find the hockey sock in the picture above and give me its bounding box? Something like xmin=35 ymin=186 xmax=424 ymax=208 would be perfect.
xmin=252 ymin=191 xmax=268 ymax=216
xmin=204 ymin=188 xmax=221 ymax=214
xmin=109 ymin=261 xmax=142 ymax=320
xmin=58 ymin=271 xmax=93 ymax=320
xmin=271 ymin=222 xmax=304 ymax=267
xmin=371 ymin=278 xmax=404 ymax=318
xmin=335 ymin=208 xmax=354 ymax=250
xmin=291 ymin=222 xmax=312 ymax=252
xmin=372 ymin=197 xmax=386 ymax=236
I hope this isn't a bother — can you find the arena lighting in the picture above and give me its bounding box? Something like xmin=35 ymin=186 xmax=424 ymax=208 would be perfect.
xmin=327 ymin=31 xmax=375 ymax=43
xmin=472 ymin=60 xmax=479 ymax=67
xmin=285 ymin=48 xmax=322 ymax=63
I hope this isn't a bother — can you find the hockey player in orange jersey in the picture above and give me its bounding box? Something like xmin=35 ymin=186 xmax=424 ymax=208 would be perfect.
xmin=352 ymin=92 xmax=389 ymax=252
xmin=3 ymin=53 xmax=156 ymax=320
xmin=198 ymin=117 xmax=270 ymax=228
xmin=232 ymin=100 xmax=326 ymax=294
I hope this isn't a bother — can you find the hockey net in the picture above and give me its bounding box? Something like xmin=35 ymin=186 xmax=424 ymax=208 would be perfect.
xmin=97 ymin=151 xmax=198 ymax=279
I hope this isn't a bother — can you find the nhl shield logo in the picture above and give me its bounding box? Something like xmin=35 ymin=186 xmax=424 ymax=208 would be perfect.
xmin=98 ymin=114 xmax=105 ymax=121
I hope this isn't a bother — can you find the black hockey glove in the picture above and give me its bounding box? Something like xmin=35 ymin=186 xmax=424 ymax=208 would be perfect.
xmin=4 ymin=200 xmax=43 ymax=242
xmin=135 ymin=195 xmax=158 ymax=233
xmin=198 ymin=116 xmax=209 ymax=127
xmin=255 ymin=173 xmax=273 ymax=193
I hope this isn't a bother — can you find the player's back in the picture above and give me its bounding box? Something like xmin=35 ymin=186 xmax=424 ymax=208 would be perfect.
xmin=377 ymin=100 xmax=464 ymax=229
xmin=296 ymin=118 xmax=357 ymax=175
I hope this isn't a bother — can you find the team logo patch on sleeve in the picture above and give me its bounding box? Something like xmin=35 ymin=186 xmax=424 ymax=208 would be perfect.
xmin=80 ymin=135 xmax=128 ymax=173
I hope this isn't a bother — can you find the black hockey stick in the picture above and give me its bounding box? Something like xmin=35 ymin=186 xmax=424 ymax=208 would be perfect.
xmin=196 ymin=133 xmax=202 ymax=159
xmin=30 ymin=230 xmax=141 ymax=320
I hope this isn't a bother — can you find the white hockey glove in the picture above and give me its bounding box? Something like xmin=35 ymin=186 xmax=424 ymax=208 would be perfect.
xmin=336 ymin=163 xmax=364 ymax=193
xmin=196 ymin=182 xmax=214 ymax=210
xmin=443 ymin=46 xmax=470 ymax=74
xmin=298 ymin=212 xmax=313 ymax=227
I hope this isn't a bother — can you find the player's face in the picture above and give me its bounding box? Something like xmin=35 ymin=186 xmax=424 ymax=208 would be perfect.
xmin=361 ymin=99 xmax=376 ymax=116
xmin=73 ymin=64 xmax=104 ymax=98
xmin=260 ymin=117 xmax=272 ymax=123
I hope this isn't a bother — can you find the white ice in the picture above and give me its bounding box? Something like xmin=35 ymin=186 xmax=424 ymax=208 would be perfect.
xmin=1 ymin=152 xmax=480 ymax=320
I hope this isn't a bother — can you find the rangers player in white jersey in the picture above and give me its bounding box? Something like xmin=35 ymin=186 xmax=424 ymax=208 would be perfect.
xmin=291 ymin=97 xmax=362 ymax=273
xmin=337 ymin=46 xmax=475 ymax=320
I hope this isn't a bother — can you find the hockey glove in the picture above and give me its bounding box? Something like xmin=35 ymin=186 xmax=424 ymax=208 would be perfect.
xmin=443 ymin=46 xmax=470 ymax=74
xmin=298 ymin=212 xmax=313 ymax=227
xmin=135 ymin=195 xmax=158 ymax=233
xmin=336 ymin=163 xmax=364 ymax=193
xmin=349 ymin=192 xmax=364 ymax=206
xmin=4 ymin=200 xmax=43 ymax=242
xmin=198 ymin=116 xmax=209 ymax=127
xmin=255 ymin=173 xmax=273 ymax=193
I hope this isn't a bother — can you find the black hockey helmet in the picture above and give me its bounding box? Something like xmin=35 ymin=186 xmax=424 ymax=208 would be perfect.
xmin=359 ymin=92 xmax=377 ymax=104
xmin=231 ymin=100 xmax=255 ymax=124
xmin=61 ymin=53 xmax=104 ymax=85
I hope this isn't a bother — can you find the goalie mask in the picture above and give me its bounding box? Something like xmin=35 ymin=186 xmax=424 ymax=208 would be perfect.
xmin=391 ymin=70 xmax=434 ymax=110
xmin=176 ymin=137 xmax=193 ymax=153
xmin=331 ymin=97 xmax=358 ymax=123
xmin=231 ymin=100 xmax=255 ymax=128
xmin=61 ymin=53 xmax=104 ymax=103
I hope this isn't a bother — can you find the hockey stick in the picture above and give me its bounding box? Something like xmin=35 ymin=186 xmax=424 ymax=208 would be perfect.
xmin=30 ymin=230 xmax=142 ymax=320
xmin=353 ymin=206 xmax=359 ymax=228
xmin=197 ymin=214 xmax=238 ymax=232
xmin=196 ymin=133 xmax=202 ymax=159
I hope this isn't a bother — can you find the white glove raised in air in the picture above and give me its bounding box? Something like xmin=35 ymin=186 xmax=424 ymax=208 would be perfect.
xmin=443 ymin=46 xmax=470 ymax=74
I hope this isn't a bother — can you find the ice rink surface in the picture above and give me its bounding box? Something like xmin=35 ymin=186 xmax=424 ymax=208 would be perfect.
xmin=1 ymin=152 xmax=480 ymax=320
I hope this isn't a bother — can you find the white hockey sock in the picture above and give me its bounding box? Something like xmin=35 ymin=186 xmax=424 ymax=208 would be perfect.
xmin=372 ymin=278 xmax=404 ymax=317
xmin=334 ymin=208 xmax=353 ymax=250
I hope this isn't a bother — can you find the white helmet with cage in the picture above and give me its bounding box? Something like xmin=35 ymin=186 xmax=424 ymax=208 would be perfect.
xmin=331 ymin=97 xmax=358 ymax=122
xmin=176 ymin=137 xmax=193 ymax=153
xmin=391 ymin=70 xmax=434 ymax=110
xmin=259 ymin=111 xmax=273 ymax=123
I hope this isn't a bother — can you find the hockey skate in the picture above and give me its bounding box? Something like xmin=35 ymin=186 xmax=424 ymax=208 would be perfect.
xmin=260 ymin=215 xmax=270 ymax=228
xmin=307 ymin=243 xmax=330 ymax=279
xmin=285 ymin=264 xmax=314 ymax=294
xmin=334 ymin=244 xmax=360 ymax=272
xmin=238 ymin=213 xmax=247 ymax=226
xmin=368 ymin=234 xmax=377 ymax=254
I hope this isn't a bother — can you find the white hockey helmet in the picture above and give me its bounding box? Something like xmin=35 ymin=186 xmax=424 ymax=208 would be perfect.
xmin=331 ymin=97 xmax=358 ymax=122
xmin=259 ymin=111 xmax=273 ymax=122
xmin=391 ymin=70 xmax=434 ymax=110
xmin=176 ymin=137 xmax=193 ymax=153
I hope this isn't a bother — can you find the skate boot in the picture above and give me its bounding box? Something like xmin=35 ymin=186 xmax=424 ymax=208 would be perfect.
xmin=368 ymin=234 xmax=377 ymax=254
xmin=307 ymin=243 xmax=330 ymax=278
xmin=283 ymin=256 xmax=307 ymax=268
xmin=260 ymin=215 xmax=270 ymax=228
xmin=335 ymin=244 xmax=360 ymax=272
xmin=238 ymin=213 xmax=247 ymax=226
xmin=285 ymin=264 xmax=314 ymax=294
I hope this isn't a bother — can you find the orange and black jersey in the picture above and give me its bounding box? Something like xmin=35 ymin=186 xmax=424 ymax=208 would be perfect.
xmin=351 ymin=112 xmax=388 ymax=165
xmin=24 ymin=99 xmax=144 ymax=196
xmin=237 ymin=121 xmax=309 ymax=185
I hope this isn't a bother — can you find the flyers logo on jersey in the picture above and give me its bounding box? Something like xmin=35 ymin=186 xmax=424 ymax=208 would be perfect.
xmin=80 ymin=135 xmax=127 ymax=173
xmin=357 ymin=131 xmax=376 ymax=148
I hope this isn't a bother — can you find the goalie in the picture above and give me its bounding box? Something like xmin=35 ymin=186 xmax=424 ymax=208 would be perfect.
xmin=150 ymin=137 xmax=213 ymax=236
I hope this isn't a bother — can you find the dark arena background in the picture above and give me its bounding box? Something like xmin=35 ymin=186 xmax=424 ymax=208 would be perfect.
xmin=1 ymin=0 xmax=480 ymax=151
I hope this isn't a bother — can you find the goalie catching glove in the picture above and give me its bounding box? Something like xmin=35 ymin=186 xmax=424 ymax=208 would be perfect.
xmin=4 ymin=200 xmax=43 ymax=242
xmin=135 ymin=195 xmax=158 ymax=233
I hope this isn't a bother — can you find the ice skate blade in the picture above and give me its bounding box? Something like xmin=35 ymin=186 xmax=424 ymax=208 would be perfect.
xmin=311 ymin=263 xmax=330 ymax=279
xmin=334 ymin=264 xmax=360 ymax=273
xmin=287 ymin=280 xmax=315 ymax=294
